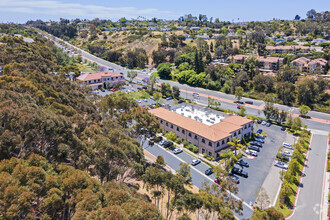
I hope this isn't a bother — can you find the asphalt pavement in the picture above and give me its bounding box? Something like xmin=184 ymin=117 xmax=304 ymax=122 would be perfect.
xmin=289 ymin=133 xmax=328 ymax=220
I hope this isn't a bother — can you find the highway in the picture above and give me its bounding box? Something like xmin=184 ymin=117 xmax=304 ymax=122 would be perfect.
xmin=40 ymin=30 xmax=330 ymax=132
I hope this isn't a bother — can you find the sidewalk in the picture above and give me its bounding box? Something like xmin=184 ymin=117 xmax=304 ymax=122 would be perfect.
xmin=321 ymin=172 xmax=329 ymax=220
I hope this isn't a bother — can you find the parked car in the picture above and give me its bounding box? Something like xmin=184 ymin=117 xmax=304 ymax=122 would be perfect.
xmin=281 ymin=126 xmax=286 ymax=131
xmin=274 ymin=161 xmax=288 ymax=169
xmin=205 ymin=168 xmax=213 ymax=175
xmin=246 ymin=149 xmax=258 ymax=157
xmin=281 ymin=150 xmax=293 ymax=157
xmin=244 ymin=101 xmax=253 ymax=105
xmin=231 ymin=167 xmax=248 ymax=178
xmin=266 ymin=123 xmax=271 ymax=127
xmin=142 ymin=86 xmax=148 ymax=90
xmin=261 ymin=121 xmax=267 ymax=125
xmin=237 ymin=105 xmax=241 ymax=109
xmin=250 ymin=141 xmax=262 ymax=147
xmin=137 ymin=100 xmax=141 ymax=103
xmin=166 ymin=97 xmax=173 ymax=100
xmin=150 ymin=96 xmax=154 ymax=99
xmin=237 ymin=159 xmax=249 ymax=168
xmin=178 ymin=100 xmax=184 ymax=104
xmin=257 ymin=120 xmax=262 ymax=124
xmin=227 ymin=173 xmax=240 ymax=184
xmin=143 ymin=99 xmax=148 ymax=102
xmin=256 ymin=129 xmax=263 ymax=134
xmin=191 ymin=159 xmax=201 ymax=166
xmin=111 ymin=88 xmax=118 ymax=92
xmin=173 ymin=148 xmax=183 ymax=154
xmin=256 ymin=134 xmax=265 ymax=139
xmin=283 ymin=142 xmax=294 ymax=150
xmin=248 ymin=145 xmax=260 ymax=152
xmin=101 ymin=89 xmax=105 ymax=92
xmin=254 ymin=138 xmax=265 ymax=143
xmin=276 ymin=153 xmax=291 ymax=162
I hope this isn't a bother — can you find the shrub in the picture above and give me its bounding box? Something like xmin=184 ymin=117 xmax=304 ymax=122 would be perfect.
xmin=166 ymin=131 xmax=176 ymax=141
xmin=175 ymin=137 xmax=182 ymax=144
xmin=182 ymin=140 xmax=188 ymax=146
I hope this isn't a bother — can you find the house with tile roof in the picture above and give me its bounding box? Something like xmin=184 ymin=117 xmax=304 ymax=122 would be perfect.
xmin=149 ymin=104 xmax=253 ymax=159
xmin=230 ymin=55 xmax=284 ymax=70
xmin=265 ymin=45 xmax=310 ymax=54
xmin=77 ymin=72 xmax=125 ymax=90
xmin=291 ymin=57 xmax=328 ymax=73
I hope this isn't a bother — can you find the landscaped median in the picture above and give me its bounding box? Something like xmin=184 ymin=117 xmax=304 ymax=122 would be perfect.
xmin=274 ymin=129 xmax=311 ymax=217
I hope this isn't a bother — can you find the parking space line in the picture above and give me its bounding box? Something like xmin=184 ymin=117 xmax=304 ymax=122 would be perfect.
xmin=147 ymin=142 xmax=253 ymax=211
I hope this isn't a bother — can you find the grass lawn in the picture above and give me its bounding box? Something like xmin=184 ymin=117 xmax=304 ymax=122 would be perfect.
xmin=127 ymin=91 xmax=150 ymax=100
xmin=75 ymin=63 xmax=97 ymax=73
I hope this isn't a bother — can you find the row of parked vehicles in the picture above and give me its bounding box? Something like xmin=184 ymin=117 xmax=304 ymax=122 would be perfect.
xmin=274 ymin=142 xmax=294 ymax=169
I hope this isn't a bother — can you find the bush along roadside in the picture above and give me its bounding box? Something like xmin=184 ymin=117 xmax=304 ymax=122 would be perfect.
xmin=275 ymin=129 xmax=311 ymax=217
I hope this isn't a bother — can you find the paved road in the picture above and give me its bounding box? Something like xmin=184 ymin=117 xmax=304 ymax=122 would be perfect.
xmin=142 ymin=141 xmax=254 ymax=220
xmin=40 ymin=30 xmax=330 ymax=132
xmin=289 ymin=133 xmax=328 ymax=220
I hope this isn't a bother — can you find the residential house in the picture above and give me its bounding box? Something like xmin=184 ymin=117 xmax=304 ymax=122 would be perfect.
xmin=77 ymin=72 xmax=125 ymax=90
xmin=291 ymin=57 xmax=328 ymax=73
xmin=190 ymin=27 xmax=200 ymax=31
xmin=265 ymin=45 xmax=310 ymax=54
xmin=230 ymin=55 xmax=284 ymax=70
xmin=149 ymin=104 xmax=253 ymax=159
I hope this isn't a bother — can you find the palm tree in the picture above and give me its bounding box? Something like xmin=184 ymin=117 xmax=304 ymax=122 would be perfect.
xmin=150 ymin=72 xmax=159 ymax=93
xmin=228 ymin=137 xmax=244 ymax=156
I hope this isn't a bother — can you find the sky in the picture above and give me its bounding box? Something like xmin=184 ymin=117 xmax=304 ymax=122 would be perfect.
xmin=0 ymin=0 xmax=328 ymax=23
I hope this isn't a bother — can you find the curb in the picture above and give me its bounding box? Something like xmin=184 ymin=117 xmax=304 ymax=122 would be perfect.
xmin=285 ymin=134 xmax=313 ymax=219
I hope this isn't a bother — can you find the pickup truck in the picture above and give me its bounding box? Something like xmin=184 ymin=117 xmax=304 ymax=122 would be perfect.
xmin=231 ymin=167 xmax=248 ymax=178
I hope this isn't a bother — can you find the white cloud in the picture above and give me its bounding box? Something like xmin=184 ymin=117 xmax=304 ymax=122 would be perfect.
xmin=0 ymin=0 xmax=175 ymax=19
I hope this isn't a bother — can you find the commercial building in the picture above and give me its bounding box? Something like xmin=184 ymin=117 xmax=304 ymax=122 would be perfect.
xmin=149 ymin=104 xmax=253 ymax=159
xmin=77 ymin=72 xmax=125 ymax=90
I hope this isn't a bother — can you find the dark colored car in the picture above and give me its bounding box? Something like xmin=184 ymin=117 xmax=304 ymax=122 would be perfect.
xmin=227 ymin=173 xmax=240 ymax=184
xmin=178 ymin=100 xmax=184 ymax=104
xmin=256 ymin=134 xmax=265 ymax=139
xmin=244 ymin=101 xmax=253 ymax=105
xmin=205 ymin=168 xmax=213 ymax=175
xmin=281 ymin=126 xmax=286 ymax=131
xmin=250 ymin=141 xmax=262 ymax=147
xmin=257 ymin=120 xmax=262 ymax=124
xmin=256 ymin=129 xmax=263 ymax=134
xmin=236 ymin=159 xmax=249 ymax=168
xmin=142 ymin=86 xmax=148 ymax=90
xmin=231 ymin=167 xmax=248 ymax=178
xmin=248 ymin=145 xmax=260 ymax=152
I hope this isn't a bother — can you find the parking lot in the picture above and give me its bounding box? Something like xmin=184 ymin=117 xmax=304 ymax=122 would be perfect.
xmin=235 ymin=123 xmax=291 ymax=204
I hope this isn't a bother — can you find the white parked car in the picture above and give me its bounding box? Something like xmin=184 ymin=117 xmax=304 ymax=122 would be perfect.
xmin=274 ymin=160 xmax=288 ymax=169
xmin=137 ymin=100 xmax=141 ymax=103
xmin=281 ymin=150 xmax=293 ymax=157
xmin=191 ymin=159 xmax=201 ymax=166
xmin=245 ymin=149 xmax=258 ymax=157
xmin=173 ymin=148 xmax=183 ymax=154
xmin=283 ymin=142 xmax=294 ymax=150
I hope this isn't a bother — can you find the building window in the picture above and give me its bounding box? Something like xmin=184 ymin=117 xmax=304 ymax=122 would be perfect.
xmin=227 ymin=138 xmax=229 ymax=142
xmin=208 ymin=141 xmax=212 ymax=147
xmin=249 ymin=123 xmax=251 ymax=127
xmin=238 ymin=130 xmax=241 ymax=135
xmin=188 ymin=132 xmax=191 ymax=137
xmin=202 ymin=139 xmax=205 ymax=143
xmin=177 ymin=127 xmax=179 ymax=131
xmin=244 ymin=125 xmax=247 ymax=129
xmin=171 ymin=124 xmax=173 ymax=129
xmin=166 ymin=122 xmax=168 ymax=126
xmin=234 ymin=132 xmax=236 ymax=136
xmin=195 ymin=135 xmax=198 ymax=140
xmin=222 ymin=140 xmax=225 ymax=145
xmin=182 ymin=129 xmax=185 ymax=134
xmin=202 ymin=148 xmax=205 ymax=153
xmin=160 ymin=120 xmax=163 ymax=124
xmin=209 ymin=152 xmax=212 ymax=157
xmin=217 ymin=142 xmax=220 ymax=147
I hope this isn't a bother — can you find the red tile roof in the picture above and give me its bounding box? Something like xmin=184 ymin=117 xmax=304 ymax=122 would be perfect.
xmin=149 ymin=107 xmax=252 ymax=142
xmin=77 ymin=72 xmax=123 ymax=81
